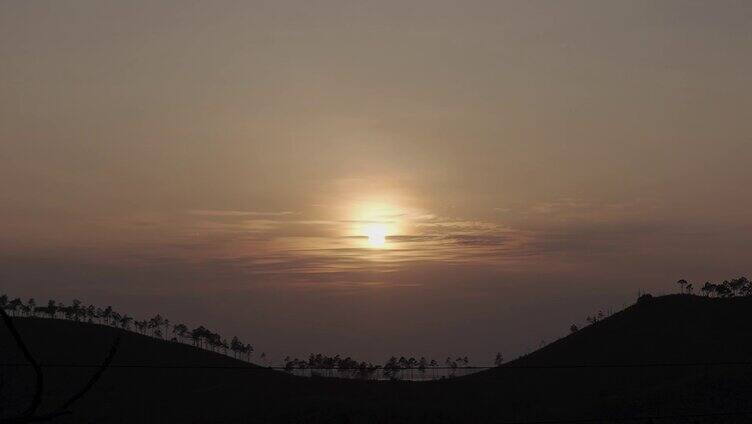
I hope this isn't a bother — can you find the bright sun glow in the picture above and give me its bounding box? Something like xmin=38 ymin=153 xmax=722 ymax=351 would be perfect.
xmin=363 ymin=223 xmax=388 ymax=247
xmin=348 ymin=199 xmax=405 ymax=249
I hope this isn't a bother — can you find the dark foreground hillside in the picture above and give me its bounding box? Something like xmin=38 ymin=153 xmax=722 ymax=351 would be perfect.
xmin=2 ymin=295 xmax=752 ymax=423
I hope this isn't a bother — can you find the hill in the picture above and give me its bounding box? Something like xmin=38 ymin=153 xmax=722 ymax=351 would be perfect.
xmin=2 ymin=295 xmax=752 ymax=423
xmin=504 ymin=294 xmax=752 ymax=366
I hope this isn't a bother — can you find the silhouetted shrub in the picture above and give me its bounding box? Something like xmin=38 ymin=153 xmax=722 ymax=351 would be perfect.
xmin=637 ymin=293 xmax=653 ymax=304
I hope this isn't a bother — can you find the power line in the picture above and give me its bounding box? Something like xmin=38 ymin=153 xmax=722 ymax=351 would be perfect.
xmin=1 ymin=361 xmax=752 ymax=370
xmin=496 ymin=410 xmax=752 ymax=424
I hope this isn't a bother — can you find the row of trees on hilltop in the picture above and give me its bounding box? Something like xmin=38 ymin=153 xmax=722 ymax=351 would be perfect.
xmin=283 ymin=354 xmax=382 ymax=379
xmin=677 ymin=277 xmax=752 ymax=298
xmin=568 ymin=276 xmax=752 ymax=336
xmin=0 ymin=292 xmax=499 ymax=380
xmin=283 ymin=353 xmax=486 ymax=380
xmin=0 ymin=294 xmax=256 ymax=362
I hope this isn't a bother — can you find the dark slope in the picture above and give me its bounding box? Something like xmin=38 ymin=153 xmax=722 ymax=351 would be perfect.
xmin=504 ymin=294 xmax=752 ymax=367
xmin=0 ymin=318 xmax=381 ymax=423
xmin=2 ymin=295 xmax=752 ymax=423
xmin=455 ymin=295 xmax=752 ymax=421
xmin=0 ymin=317 xmax=277 ymax=368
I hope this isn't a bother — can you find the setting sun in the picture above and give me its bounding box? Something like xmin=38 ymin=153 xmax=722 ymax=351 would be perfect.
xmin=363 ymin=223 xmax=387 ymax=247
xmin=348 ymin=199 xmax=403 ymax=249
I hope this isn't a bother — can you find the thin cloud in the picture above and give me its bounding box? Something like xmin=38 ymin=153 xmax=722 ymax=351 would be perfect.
xmin=189 ymin=210 xmax=297 ymax=217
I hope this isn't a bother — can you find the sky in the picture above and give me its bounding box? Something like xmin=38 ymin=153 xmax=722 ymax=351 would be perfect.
xmin=1 ymin=0 xmax=751 ymax=363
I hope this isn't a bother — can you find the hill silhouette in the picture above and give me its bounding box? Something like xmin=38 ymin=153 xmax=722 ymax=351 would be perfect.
xmin=488 ymin=294 xmax=752 ymax=367
xmin=3 ymin=294 xmax=752 ymax=423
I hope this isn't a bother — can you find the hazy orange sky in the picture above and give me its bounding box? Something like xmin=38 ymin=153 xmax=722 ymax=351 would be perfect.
xmin=2 ymin=1 xmax=751 ymax=362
